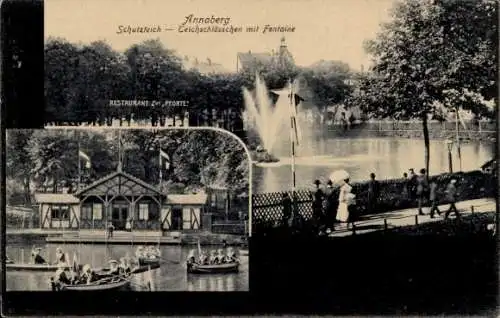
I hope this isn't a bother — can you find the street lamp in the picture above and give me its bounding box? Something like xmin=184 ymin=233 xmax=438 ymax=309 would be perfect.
xmin=446 ymin=139 xmax=453 ymax=173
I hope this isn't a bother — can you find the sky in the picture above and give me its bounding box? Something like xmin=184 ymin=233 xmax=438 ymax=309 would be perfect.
xmin=45 ymin=0 xmax=396 ymax=72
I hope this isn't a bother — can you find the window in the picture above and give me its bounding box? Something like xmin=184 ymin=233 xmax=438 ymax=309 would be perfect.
xmin=93 ymin=203 xmax=102 ymax=220
xmin=81 ymin=205 xmax=92 ymax=220
xmin=51 ymin=205 xmax=70 ymax=220
xmin=182 ymin=208 xmax=191 ymax=229
xmin=139 ymin=203 xmax=149 ymax=220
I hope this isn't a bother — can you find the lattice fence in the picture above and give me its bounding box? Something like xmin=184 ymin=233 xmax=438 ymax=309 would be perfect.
xmin=252 ymin=190 xmax=315 ymax=225
xmin=252 ymin=170 xmax=496 ymax=228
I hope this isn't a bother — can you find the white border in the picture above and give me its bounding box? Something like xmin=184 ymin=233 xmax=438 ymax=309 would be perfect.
xmin=44 ymin=126 xmax=253 ymax=237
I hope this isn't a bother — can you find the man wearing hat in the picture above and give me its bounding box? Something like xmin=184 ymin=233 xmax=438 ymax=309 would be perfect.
xmin=31 ymin=247 xmax=47 ymax=264
xmin=323 ymin=180 xmax=337 ymax=233
xmin=312 ymin=180 xmax=325 ymax=235
xmin=444 ymin=179 xmax=460 ymax=219
xmin=281 ymin=192 xmax=292 ymax=228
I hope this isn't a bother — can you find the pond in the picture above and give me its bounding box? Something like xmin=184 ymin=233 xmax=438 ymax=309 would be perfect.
xmin=6 ymin=238 xmax=248 ymax=292
xmin=253 ymin=136 xmax=494 ymax=193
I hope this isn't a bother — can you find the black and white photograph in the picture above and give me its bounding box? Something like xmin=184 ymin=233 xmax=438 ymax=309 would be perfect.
xmin=5 ymin=128 xmax=250 ymax=292
xmin=2 ymin=0 xmax=498 ymax=315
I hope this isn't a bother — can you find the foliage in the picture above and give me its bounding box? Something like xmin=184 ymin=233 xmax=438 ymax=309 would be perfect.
xmin=350 ymin=0 xmax=497 ymax=175
xmin=6 ymin=129 xmax=250 ymax=203
xmin=44 ymin=37 xmax=358 ymax=126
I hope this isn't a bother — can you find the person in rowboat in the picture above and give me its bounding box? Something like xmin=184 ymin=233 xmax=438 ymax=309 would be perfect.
xmin=228 ymin=248 xmax=238 ymax=263
xmin=108 ymin=260 xmax=122 ymax=276
xmin=199 ymin=251 xmax=209 ymax=265
xmin=31 ymin=247 xmax=47 ymax=264
xmin=79 ymin=264 xmax=98 ymax=284
xmin=53 ymin=263 xmax=73 ymax=285
xmin=209 ymin=250 xmax=218 ymax=264
xmin=54 ymin=247 xmax=67 ymax=266
xmin=217 ymin=249 xmax=226 ymax=264
xmin=187 ymin=250 xmax=196 ymax=265
xmin=119 ymin=257 xmax=132 ymax=275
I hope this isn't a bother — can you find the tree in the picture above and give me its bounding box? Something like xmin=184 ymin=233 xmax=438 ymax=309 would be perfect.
xmin=357 ymin=0 xmax=497 ymax=176
xmin=6 ymin=130 xmax=34 ymax=205
xmin=300 ymin=60 xmax=354 ymax=123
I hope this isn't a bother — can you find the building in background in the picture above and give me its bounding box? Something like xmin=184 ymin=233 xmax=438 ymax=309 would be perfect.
xmin=236 ymin=37 xmax=295 ymax=73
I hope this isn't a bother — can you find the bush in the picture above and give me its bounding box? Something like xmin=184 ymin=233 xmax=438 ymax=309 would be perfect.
xmin=253 ymin=170 xmax=496 ymax=224
xmin=6 ymin=178 xmax=28 ymax=206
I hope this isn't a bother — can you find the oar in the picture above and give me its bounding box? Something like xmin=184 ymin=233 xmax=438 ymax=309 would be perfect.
xmin=157 ymin=256 xmax=180 ymax=265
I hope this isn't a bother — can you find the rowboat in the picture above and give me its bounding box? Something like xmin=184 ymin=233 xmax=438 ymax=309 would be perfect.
xmin=7 ymin=262 xmax=72 ymax=272
xmin=239 ymin=249 xmax=249 ymax=256
xmin=50 ymin=275 xmax=131 ymax=291
xmin=95 ymin=262 xmax=160 ymax=276
xmin=187 ymin=261 xmax=239 ymax=274
xmin=138 ymin=257 xmax=160 ymax=267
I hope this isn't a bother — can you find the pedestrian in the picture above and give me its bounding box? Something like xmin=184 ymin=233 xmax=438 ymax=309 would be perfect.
xmin=312 ymin=180 xmax=325 ymax=235
xmin=429 ymin=181 xmax=441 ymax=218
xmin=444 ymin=179 xmax=460 ymax=219
xmin=402 ymin=172 xmax=410 ymax=200
xmin=282 ymin=192 xmax=292 ymax=227
xmin=408 ymin=168 xmax=418 ymax=199
xmin=416 ymin=168 xmax=429 ymax=215
xmin=367 ymin=173 xmax=380 ymax=214
xmin=337 ymin=178 xmax=355 ymax=224
xmin=107 ymin=221 xmax=115 ymax=238
xmin=323 ymin=180 xmax=337 ymax=233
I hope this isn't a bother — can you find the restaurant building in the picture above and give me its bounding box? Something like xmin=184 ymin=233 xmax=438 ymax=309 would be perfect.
xmin=35 ymin=168 xmax=209 ymax=233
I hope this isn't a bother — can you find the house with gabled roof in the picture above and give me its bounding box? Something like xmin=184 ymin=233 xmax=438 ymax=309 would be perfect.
xmin=236 ymin=37 xmax=295 ymax=73
xmin=34 ymin=166 xmax=209 ymax=233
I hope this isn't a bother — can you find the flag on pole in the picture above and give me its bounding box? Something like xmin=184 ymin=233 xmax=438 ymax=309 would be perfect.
xmin=78 ymin=150 xmax=91 ymax=169
xmin=159 ymin=149 xmax=170 ymax=170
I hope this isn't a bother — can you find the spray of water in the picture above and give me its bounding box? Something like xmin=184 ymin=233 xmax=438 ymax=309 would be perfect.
xmin=243 ymin=74 xmax=306 ymax=156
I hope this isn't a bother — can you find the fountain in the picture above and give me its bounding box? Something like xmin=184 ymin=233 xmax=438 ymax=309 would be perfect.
xmin=243 ymin=75 xmax=303 ymax=164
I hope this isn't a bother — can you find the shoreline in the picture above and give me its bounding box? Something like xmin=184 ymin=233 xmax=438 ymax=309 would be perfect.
xmin=6 ymin=230 xmax=247 ymax=247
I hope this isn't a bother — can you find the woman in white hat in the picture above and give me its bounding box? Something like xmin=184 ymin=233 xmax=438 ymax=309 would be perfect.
xmin=108 ymin=260 xmax=121 ymax=276
xmin=80 ymin=264 xmax=97 ymax=284
xmin=217 ymin=249 xmax=225 ymax=264
xmin=55 ymin=247 xmax=67 ymax=265
xmin=336 ymin=177 xmax=354 ymax=223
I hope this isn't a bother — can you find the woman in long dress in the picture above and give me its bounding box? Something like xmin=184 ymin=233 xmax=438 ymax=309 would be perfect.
xmin=336 ymin=178 xmax=354 ymax=223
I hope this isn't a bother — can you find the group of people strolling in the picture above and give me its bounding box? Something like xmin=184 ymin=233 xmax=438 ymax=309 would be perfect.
xmin=405 ymin=168 xmax=461 ymax=219
xmin=187 ymin=248 xmax=238 ymax=265
xmin=282 ymin=175 xmax=359 ymax=235
xmin=280 ymin=167 xmax=462 ymax=236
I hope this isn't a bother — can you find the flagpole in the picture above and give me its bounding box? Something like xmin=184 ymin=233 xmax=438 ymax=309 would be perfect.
xmin=118 ymin=130 xmax=122 ymax=171
xmin=159 ymin=150 xmax=163 ymax=191
xmin=288 ymin=79 xmax=297 ymax=219
xmin=455 ymin=106 xmax=462 ymax=171
xmin=77 ymin=131 xmax=81 ymax=191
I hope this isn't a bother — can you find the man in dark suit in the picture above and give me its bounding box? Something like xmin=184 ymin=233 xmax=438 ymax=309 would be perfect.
xmin=367 ymin=173 xmax=380 ymax=214
xmin=282 ymin=193 xmax=292 ymax=227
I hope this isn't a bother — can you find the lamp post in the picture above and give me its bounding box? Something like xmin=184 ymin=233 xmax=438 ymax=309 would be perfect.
xmin=446 ymin=139 xmax=453 ymax=173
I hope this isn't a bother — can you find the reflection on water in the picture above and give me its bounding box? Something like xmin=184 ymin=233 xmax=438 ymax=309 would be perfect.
xmin=6 ymin=241 xmax=248 ymax=291
xmin=254 ymin=137 xmax=494 ymax=193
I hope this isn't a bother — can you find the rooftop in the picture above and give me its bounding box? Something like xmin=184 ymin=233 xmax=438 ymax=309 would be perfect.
xmin=34 ymin=193 xmax=80 ymax=204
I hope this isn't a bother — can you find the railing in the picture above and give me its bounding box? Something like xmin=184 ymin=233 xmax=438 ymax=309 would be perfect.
xmin=211 ymin=221 xmax=247 ymax=235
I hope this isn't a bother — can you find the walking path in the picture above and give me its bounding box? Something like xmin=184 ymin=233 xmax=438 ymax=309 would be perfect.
xmin=327 ymin=198 xmax=496 ymax=237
